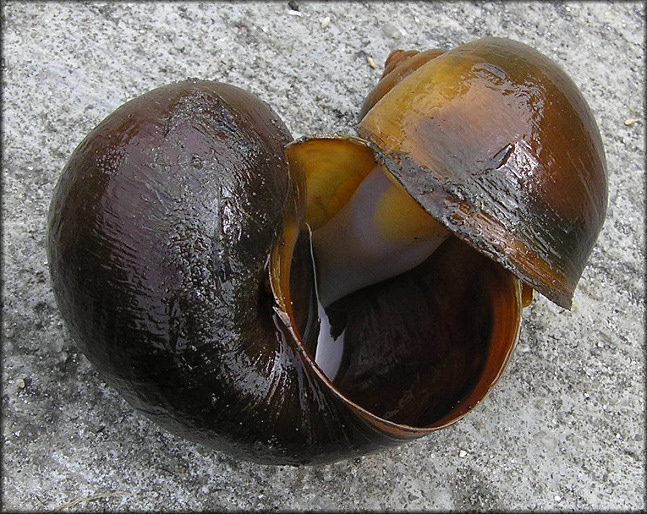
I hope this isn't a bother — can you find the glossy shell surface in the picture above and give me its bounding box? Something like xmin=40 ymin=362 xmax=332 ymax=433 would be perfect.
xmin=46 ymin=80 xmax=343 ymax=464
xmin=358 ymin=37 xmax=608 ymax=308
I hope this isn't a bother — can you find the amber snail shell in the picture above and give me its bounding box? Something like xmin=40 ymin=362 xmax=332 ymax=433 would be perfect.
xmin=47 ymin=38 xmax=607 ymax=465
xmin=354 ymin=38 xmax=608 ymax=309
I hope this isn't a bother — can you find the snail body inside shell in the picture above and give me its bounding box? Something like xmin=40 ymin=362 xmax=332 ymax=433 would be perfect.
xmin=312 ymin=163 xmax=450 ymax=308
xmin=47 ymin=37 xmax=606 ymax=465
xmin=309 ymin=164 xmax=451 ymax=378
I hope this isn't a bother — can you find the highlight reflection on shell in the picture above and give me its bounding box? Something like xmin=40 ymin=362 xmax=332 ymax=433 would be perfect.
xmin=47 ymin=38 xmax=607 ymax=466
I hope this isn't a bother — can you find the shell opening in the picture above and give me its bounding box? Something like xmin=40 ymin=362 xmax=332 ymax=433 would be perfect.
xmin=277 ymin=136 xmax=522 ymax=431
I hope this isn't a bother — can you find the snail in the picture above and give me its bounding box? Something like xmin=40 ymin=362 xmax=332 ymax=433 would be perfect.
xmin=47 ymin=38 xmax=607 ymax=466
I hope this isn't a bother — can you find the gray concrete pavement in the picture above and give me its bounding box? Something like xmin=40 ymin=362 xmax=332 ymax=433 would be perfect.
xmin=2 ymin=1 xmax=644 ymax=511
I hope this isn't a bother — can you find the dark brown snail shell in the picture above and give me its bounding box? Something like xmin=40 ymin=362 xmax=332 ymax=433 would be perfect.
xmin=48 ymin=37 xmax=606 ymax=466
xmin=48 ymin=79 xmax=521 ymax=465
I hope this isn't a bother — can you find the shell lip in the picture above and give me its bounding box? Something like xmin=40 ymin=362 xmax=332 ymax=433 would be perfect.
xmin=272 ymin=305 xmax=433 ymax=438
xmin=273 ymin=286 xmax=523 ymax=437
xmin=267 ymin=173 xmax=434 ymax=438
xmin=286 ymin=132 xmax=367 ymax=147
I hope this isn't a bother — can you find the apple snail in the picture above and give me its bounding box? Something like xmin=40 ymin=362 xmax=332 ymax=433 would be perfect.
xmin=47 ymin=38 xmax=607 ymax=465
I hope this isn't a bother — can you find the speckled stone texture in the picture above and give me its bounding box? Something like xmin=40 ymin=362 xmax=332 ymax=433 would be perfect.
xmin=2 ymin=1 xmax=644 ymax=511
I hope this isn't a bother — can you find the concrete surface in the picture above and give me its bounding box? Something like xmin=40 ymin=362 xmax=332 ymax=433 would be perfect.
xmin=2 ymin=1 xmax=644 ymax=511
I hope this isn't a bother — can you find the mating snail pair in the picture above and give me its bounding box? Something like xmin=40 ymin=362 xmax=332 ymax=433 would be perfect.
xmin=47 ymin=38 xmax=607 ymax=465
